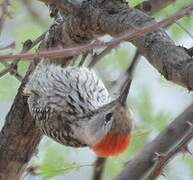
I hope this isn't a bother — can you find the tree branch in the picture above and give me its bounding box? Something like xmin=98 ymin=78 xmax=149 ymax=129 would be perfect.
xmin=87 ymin=0 xmax=177 ymax=69
xmin=0 ymin=33 xmax=45 ymax=81
xmin=147 ymin=123 xmax=193 ymax=180
xmin=0 ymin=62 xmax=42 ymax=180
xmin=92 ymin=157 xmax=106 ymax=180
xmin=0 ymin=61 xmax=23 ymax=81
xmin=88 ymin=47 xmax=112 ymax=68
xmin=95 ymin=1 xmax=193 ymax=90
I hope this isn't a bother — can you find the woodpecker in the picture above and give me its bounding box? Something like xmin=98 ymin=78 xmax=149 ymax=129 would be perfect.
xmin=24 ymin=60 xmax=133 ymax=157
xmin=91 ymin=76 xmax=133 ymax=157
xmin=24 ymin=60 xmax=114 ymax=147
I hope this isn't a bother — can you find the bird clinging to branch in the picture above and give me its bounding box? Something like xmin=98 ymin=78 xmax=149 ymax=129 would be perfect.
xmin=24 ymin=59 xmax=133 ymax=157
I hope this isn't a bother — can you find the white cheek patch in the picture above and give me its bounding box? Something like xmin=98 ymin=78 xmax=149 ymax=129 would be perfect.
xmin=71 ymin=121 xmax=110 ymax=147
xmin=71 ymin=126 xmax=96 ymax=146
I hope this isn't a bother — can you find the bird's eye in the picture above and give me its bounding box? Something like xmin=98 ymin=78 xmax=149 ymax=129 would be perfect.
xmin=105 ymin=112 xmax=113 ymax=123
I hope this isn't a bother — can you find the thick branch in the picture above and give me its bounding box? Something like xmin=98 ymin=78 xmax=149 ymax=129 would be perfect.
xmin=0 ymin=62 xmax=42 ymax=180
xmin=94 ymin=1 xmax=192 ymax=89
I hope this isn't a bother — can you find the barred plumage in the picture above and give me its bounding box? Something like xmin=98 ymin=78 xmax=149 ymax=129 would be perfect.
xmin=24 ymin=61 xmax=116 ymax=147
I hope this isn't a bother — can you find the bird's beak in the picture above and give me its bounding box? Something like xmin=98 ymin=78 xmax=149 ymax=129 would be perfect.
xmin=118 ymin=78 xmax=131 ymax=105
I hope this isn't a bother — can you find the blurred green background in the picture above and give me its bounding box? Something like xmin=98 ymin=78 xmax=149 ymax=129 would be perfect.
xmin=0 ymin=0 xmax=193 ymax=179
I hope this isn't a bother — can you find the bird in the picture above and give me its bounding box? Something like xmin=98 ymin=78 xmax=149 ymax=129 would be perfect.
xmin=91 ymin=75 xmax=133 ymax=157
xmin=24 ymin=60 xmax=133 ymax=157
xmin=24 ymin=60 xmax=115 ymax=147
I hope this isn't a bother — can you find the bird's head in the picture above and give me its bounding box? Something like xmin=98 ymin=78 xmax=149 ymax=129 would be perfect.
xmin=74 ymin=97 xmax=133 ymax=157
xmin=91 ymin=104 xmax=133 ymax=157
xmin=90 ymin=80 xmax=133 ymax=157
xmin=74 ymin=99 xmax=117 ymax=149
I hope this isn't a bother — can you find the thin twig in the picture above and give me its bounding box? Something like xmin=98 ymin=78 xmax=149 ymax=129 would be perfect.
xmin=92 ymin=157 xmax=106 ymax=180
xmin=175 ymin=21 xmax=193 ymax=40
xmin=0 ymin=32 xmax=46 ymax=81
xmin=88 ymin=47 xmax=113 ymax=68
xmin=147 ymin=122 xmax=193 ymax=180
xmin=0 ymin=62 xmax=23 ymax=81
xmin=78 ymin=52 xmax=89 ymax=67
xmin=22 ymin=163 xmax=94 ymax=180
xmin=0 ymin=65 xmax=11 ymax=77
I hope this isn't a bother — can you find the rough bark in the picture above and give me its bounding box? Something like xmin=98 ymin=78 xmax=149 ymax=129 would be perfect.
xmin=0 ymin=62 xmax=42 ymax=180
xmin=90 ymin=1 xmax=192 ymax=89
